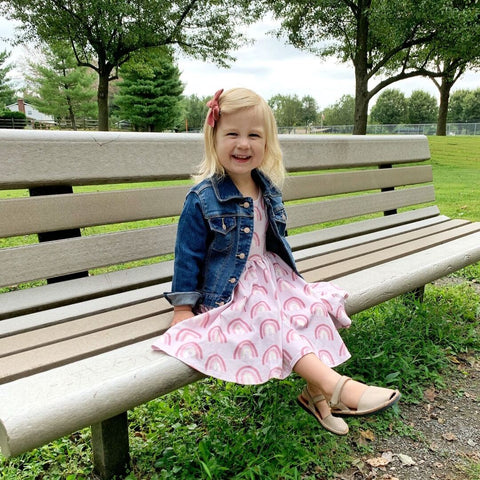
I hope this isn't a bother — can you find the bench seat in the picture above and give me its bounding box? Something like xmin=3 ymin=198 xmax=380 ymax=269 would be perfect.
xmin=2 ymin=223 xmax=480 ymax=458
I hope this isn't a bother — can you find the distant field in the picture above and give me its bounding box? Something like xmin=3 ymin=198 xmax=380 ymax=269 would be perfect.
xmin=427 ymin=135 xmax=480 ymax=222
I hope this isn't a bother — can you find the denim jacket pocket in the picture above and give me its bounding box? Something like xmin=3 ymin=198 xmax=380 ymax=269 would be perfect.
xmin=208 ymin=216 xmax=236 ymax=252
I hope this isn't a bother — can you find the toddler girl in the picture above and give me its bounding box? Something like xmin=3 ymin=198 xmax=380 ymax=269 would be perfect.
xmin=152 ymin=88 xmax=400 ymax=435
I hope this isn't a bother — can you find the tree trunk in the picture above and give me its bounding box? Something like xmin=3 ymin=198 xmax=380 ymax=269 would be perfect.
xmin=97 ymin=72 xmax=110 ymax=131
xmin=353 ymin=78 xmax=369 ymax=135
xmin=352 ymin=0 xmax=371 ymax=135
xmin=436 ymin=79 xmax=453 ymax=136
xmin=66 ymin=96 xmax=77 ymax=131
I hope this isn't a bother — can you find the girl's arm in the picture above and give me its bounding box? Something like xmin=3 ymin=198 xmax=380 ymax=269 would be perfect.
xmin=171 ymin=305 xmax=195 ymax=326
xmin=165 ymin=192 xmax=208 ymax=309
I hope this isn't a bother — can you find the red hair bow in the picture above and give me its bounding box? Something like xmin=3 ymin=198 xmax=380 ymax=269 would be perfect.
xmin=206 ymin=89 xmax=224 ymax=127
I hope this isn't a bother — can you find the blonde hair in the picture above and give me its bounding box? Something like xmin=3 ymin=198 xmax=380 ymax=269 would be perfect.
xmin=195 ymin=88 xmax=285 ymax=188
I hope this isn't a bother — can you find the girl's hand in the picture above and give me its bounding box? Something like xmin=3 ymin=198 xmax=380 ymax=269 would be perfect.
xmin=171 ymin=307 xmax=195 ymax=326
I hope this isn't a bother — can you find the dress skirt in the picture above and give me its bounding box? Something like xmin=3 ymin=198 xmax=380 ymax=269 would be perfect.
xmin=152 ymin=196 xmax=352 ymax=385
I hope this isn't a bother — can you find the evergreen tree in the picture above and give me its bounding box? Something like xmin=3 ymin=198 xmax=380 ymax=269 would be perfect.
xmin=0 ymin=50 xmax=16 ymax=108
xmin=2 ymin=0 xmax=260 ymax=130
xmin=115 ymin=49 xmax=184 ymax=132
xmin=26 ymin=41 xmax=97 ymax=129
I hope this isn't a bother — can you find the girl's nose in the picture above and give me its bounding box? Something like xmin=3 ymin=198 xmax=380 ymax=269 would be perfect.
xmin=237 ymin=136 xmax=249 ymax=148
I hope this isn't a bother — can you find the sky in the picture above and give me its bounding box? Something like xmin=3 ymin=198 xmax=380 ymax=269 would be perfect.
xmin=1 ymin=16 xmax=479 ymax=110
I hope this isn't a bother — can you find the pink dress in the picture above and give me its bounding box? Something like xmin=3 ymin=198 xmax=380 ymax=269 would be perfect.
xmin=152 ymin=196 xmax=352 ymax=385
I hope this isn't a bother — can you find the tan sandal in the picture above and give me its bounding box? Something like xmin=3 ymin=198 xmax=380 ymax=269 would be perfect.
xmin=329 ymin=376 xmax=401 ymax=417
xmin=297 ymin=386 xmax=349 ymax=435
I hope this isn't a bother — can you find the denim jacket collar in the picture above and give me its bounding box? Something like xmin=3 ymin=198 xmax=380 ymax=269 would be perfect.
xmin=210 ymin=169 xmax=281 ymax=202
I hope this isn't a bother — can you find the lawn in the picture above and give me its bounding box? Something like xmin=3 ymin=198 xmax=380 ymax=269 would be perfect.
xmin=1 ymin=136 xmax=479 ymax=480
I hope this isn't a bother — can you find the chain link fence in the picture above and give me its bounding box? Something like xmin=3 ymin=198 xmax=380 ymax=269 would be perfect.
xmin=278 ymin=123 xmax=480 ymax=135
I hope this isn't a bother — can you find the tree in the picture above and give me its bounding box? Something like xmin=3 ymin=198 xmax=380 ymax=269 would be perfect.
xmin=268 ymin=94 xmax=319 ymax=128
xmin=115 ymin=49 xmax=184 ymax=132
xmin=463 ymin=89 xmax=480 ymax=123
xmin=25 ymin=41 xmax=97 ymax=129
xmin=407 ymin=90 xmax=437 ymax=124
xmin=1 ymin=0 xmax=260 ymax=130
xmin=322 ymin=95 xmax=355 ymax=126
xmin=448 ymin=88 xmax=480 ymax=123
xmin=263 ymin=0 xmax=478 ymax=134
xmin=268 ymin=94 xmax=304 ymax=127
xmin=0 ymin=50 xmax=16 ymax=108
xmin=181 ymin=94 xmax=209 ymax=132
xmin=370 ymin=89 xmax=408 ymax=125
xmin=300 ymin=95 xmax=319 ymax=126
xmin=448 ymin=89 xmax=470 ymax=123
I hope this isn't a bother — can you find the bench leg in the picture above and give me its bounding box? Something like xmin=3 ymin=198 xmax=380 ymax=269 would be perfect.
xmin=412 ymin=286 xmax=425 ymax=302
xmin=92 ymin=412 xmax=130 ymax=479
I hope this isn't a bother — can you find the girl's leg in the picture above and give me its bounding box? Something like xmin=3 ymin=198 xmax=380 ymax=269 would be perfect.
xmin=293 ymin=353 xmax=368 ymax=412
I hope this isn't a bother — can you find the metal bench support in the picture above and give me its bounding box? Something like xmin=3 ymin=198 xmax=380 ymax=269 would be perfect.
xmin=92 ymin=412 xmax=130 ymax=479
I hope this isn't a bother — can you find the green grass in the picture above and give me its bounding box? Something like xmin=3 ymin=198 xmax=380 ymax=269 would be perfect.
xmin=1 ymin=136 xmax=480 ymax=479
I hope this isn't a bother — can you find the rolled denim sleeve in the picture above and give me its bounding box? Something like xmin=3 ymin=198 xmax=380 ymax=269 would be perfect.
xmin=166 ymin=192 xmax=208 ymax=307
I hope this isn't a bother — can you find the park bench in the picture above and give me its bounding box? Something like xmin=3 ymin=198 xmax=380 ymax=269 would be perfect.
xmin=1 ymin=130 xmax=480 ymax=479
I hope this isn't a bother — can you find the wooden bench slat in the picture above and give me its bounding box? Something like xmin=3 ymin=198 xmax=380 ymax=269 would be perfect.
xmin=0 ymin=225 xmax=177 ymax=287
xmin=0 ymin=187 xmax=189 ymax=238
xmin=0 ymin=131 xmax=203 ymax=187
xmin=281 ymin=135 xmax=431 ymax=170
xmin=0 ymin=131 xmax=430 ymax=188
xmin=288 ymin=206 xmax=442 ymax=250
xmin=302 ymin=222 xmax=480 ymax=282
xmin=0 ymin=342 xmax=203 ymax=458
xmin=282 ymin=165 xmax=432 ymax=201
xmin=0 ymin=266 xmax=172 ymax=323
xmin=1 ymin=168 xmax=431 ymax=238
xmin=336 ymin=230 xmax=480 ymax=314
xmin=296 ymin=219 xmax=470 ymax=272
xmin=292 ymin=212 xmax=449 ymax=259
xmin=0 ymin=312 xmax=171 ymax=385
xmin=286 ymin=186 xmax=435 ymax=229
xmin=0 ymin=298 xmax=170 ymax=358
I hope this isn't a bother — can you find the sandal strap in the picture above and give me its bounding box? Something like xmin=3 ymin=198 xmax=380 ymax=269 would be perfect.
xmin=302 ymin=386 xmax=325 ymax=406
xmin=329 ymin=375 xmax=351 ymax=408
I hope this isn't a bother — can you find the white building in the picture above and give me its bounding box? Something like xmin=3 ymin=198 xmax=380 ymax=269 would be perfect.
xmin=6 ymin=99 xmax=55 ymax=124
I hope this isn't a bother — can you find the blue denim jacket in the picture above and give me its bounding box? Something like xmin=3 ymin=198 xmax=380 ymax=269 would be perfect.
xmin=165 ymin=169 xmax=299 ymax=310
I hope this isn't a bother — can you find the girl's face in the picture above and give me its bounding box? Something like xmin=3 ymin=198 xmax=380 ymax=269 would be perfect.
xmin=214 ymin=106 xmax=266 ymax=185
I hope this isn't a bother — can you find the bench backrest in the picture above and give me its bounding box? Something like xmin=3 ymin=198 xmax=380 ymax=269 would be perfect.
xmin=0 ymin=131 xmax=432 ymax=313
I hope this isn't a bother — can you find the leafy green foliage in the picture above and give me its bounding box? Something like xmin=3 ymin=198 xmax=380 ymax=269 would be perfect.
xmin=322 ymin=94 xmax=355 ymax=126
xmin=25 ymin=41 xmax=97 ymax=127
xmin=115 ymin=49 xmax=184 ymax=132
xmin=263 ymin=0 xmax=480 ymax=133
xmin=268 ymin=94 xmax=319 ymax=127
xmin=370 ymin=89 xmax=408 ymax=125
xmin=0 ymin=0 xmax=261 ymax=129
xmin=179 ymin=94 xmax=210 ymax=132
xmin=407 ymin=90 xmax=438 ymax=124
xmin=0 ymin=50 xmax=15 ymax=108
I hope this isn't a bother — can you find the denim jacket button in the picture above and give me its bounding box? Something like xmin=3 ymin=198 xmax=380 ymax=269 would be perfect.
xmin=243 ymin=227 xmax=251 ymax=234
xmin=229 ymin=277 xmax=236 ymax=283
xmin=237 ymin=253 xmax=246 ymax=259
xmin=242 ymin=201 xmax=250 ymax=208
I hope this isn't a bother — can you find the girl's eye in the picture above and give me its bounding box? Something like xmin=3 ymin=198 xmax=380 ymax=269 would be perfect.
xmin=250 ymin=133 xmax=261 ymax=138
xmin=226 ymin=132 xmax=237 ymax=137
